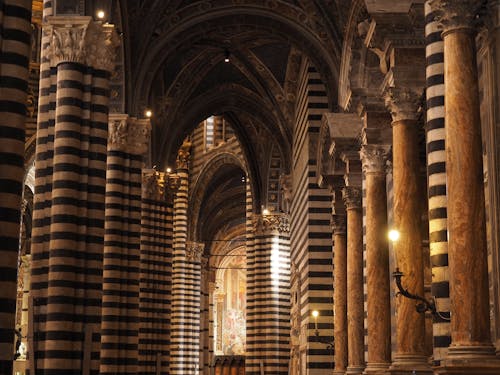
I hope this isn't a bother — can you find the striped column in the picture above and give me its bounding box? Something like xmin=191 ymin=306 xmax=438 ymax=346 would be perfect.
xmin=99 ymin=115 xmax=150 ymax=375
xmin=0 ymin=1 xmax=31 ymax=373
xmin=31 ymin=14 xmax=117 ymax=374
xmin=199 ymin=256 xmax=210 ymax=374
xmin=247 ymin=213 xmax=290 ymax=375
xmin=170 ymin=139 xmax=202 ymax=375
xmin=139 ymin=170 xmax=175 ymax=375
xmin=424 ymin=1 xmax=451 ymax=365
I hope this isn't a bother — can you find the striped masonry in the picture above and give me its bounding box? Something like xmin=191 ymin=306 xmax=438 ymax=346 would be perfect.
xmin=290 ymin=60 xmax=334 ymax=373
xmin=199 ymin=257 xmax=210 ymax=373
xmin=170 ymin=154 xmax=203 ymax=375
xmin=246 ymin=214 xmax=290 ymax=375
xmin=0 ymin=0 xmax=32 ymax=373
xmin=139 ymin=171 xmax=174 ymax=375
xmin=100 ymin=117 xmax=149 ymax=374
xmin=425 ymin=1 xmax=451 ymax=365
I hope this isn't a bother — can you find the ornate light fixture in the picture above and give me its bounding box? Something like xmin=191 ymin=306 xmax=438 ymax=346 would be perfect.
xmin=389 ymin=229 xmax=450 ymax=320
xmin=311 ymin=310 xmax=334 ymax=350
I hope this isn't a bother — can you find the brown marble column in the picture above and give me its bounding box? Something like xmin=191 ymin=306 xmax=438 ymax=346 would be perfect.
xmin=361 ymin=145 xmax=391 ymax=375
xmin=385 ymin=87 xmax=432 ymax=375
xmin=343 ymin=186 xmax=365 ymax=375
xmin=332 ymin=213 xmax=348 ymax=375
xmin=429 ymin=1 xmax=500 ymax=373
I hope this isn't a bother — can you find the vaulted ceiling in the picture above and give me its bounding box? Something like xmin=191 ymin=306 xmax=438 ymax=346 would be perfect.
xmin=120 ymin=0 xmax=347 ymax=169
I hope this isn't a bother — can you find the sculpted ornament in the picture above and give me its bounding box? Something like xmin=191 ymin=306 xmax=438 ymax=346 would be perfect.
xmin=176 ymin=139 xmax=192 ymax=170
xmin=384 ymin=87 xmax=421 ymax=123
xmin=142 ymin=170 xmax=165 ymax=201
xmin=360 ymin=145 xmax=391 ymax=174
xmin=342 ymin=186 xmax=362 ymax=209
xmin=186 ymin=241 xmax=205 ymax=263
xmin=109 ymin=116 xmax=151 ymax=155
xmin=331 ymin=214 xmax=347 ymax=235
xmin=429 ymin=0 xmax=482 ymax=32
xmin=254 ymin=213 xmax=290 ymax=234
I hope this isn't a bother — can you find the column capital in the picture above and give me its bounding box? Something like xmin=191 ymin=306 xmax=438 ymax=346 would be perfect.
xmin=186 ymin=241 xmax=205 ymax=263
xmin=46 ymin=16 xmax=119 ymax=71
xmin=342 ymin=186 xmax=362 ymax=210
xmin=176 ymin=139 xmax=192 ymax=170
xmin=142 ymin=170 xmax=165 ymax=201
xmin=108 ymin=115 xmax=151 ymax=155
xmin=254 ymin=213 xmax=290 ymax=234
xmin=384 ymin=87 xmax=422 ymax=123
xmin=360 ymin=144 xmax=391 ymax=174
xmin=429 ymin=0 xmax=483 ymax=34
xmin=331 ymin=214 xmax=347 ymax=235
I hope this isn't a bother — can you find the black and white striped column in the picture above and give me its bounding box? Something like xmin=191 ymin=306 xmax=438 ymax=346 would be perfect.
xmin=31 ymin=14 xmax=117 ymax=374
xmin=425 ymin=1 xmax=451 ymax=365
xmin=139 ymin=170 xmax=175 ymax=375
xmin=247 ymin=213 xmax=290 ymax=375
xmin=100 ymin=115 xmax=150 ymax=375
xmin=0 ymin=1 xmax=31 ymax=373
xmin=170 ymin=139 xmax=203 ymax=375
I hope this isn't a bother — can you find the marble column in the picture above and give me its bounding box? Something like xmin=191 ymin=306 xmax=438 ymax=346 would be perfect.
xmin=429 ymin=1 xmax=500 ymax=373
xmin=332 ymin=213 xmax=348 ymax=375
xmin=343 ymin=186 xmax=365 ymax=375
xmin=100 ymin=115 xmax=150 ymax=375
xmin=385 ymin=88 xmax=432 ymax=375
xmin=0 ymin=1 xmax=31 ymax=372
xmin=361 ymin=145 xmax=391 ymax=375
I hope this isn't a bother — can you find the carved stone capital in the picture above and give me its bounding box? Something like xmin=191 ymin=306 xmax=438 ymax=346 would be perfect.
xmin=384 ymin=87 xmax=421 ymax=123
xmin=429 ymin=0 xmax=483 ymax=33
xmin=186 ymin=241 xmax=205 ymax=263
xmin=142 ymin=170 xmax=165 ymax=201
xmin=254 ymin=213 xmax=290 ymax=234
xmin=46 ymin=16 xmax=119 ymax=71
xmin=360 ymin=144 xmax=391 ymax=174
xmin=331 ymin=214 xmax=347 ymax=235
xmin=342 ymin=186 xmax=362 ymax=210
xmin=176 ymin=139 xmax=192 ymax=170
xmin=108 ymin=115 xmax=151 ymax=155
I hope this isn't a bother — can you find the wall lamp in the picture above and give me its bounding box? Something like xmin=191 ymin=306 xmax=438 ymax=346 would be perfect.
xmin=389 ymin=229 xmax=450 ymax=321
xmin=311 ymin=310 xmax=334 ymax=350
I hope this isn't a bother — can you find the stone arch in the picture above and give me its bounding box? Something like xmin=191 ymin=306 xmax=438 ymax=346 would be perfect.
xmin=188 ymin=151 xmax=250 ymax=242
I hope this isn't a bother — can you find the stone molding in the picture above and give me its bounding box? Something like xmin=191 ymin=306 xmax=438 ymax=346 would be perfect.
xmin=46 ymin=16 xmax=119 ymax=71
xmin=176 ymin=139 xmax=192 ymax=170
xmin=384 ymin=87 xmax=421 ymax=122
xmin=108 ymin=115 xmax=151 ymax=155
xmin=254 ymin=213 xmax=290 ymax=234
xmin=429 ymin=0 xmax=483 ymax=33
xmin=331 ymin=214 xmax=347 ymax=235
xmin=186 ymin=241 xmax=205 ymax=262
xmin=360 ymin=144 xmax=391 ymax=174
xmin=342 ymin=186 xmax=362 ymax=210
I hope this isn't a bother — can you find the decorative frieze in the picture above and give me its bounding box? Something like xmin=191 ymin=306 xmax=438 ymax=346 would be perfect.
xmin=342 ymin=186 xmax=362 ymax=210
xmin=429 ymin=0 xmax=482 ymax=33
xmin=108 ymin=115 xmax=151 ymax=155
xmin=384 ymin=87 xmax=422 ymax=122
xmin=360 ymin=144 xmax=391 ymax=174
xmin=254 ymin=213 xmax=290 ymax=234
xmin=45 ymin=16 xmax=119 ymax=71
xmin=186 ymin=241 xmax=205 ymax=263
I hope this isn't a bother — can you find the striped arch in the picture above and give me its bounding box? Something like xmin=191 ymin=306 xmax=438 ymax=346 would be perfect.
xmin=188 ymin=151 xmax=248 ymax=241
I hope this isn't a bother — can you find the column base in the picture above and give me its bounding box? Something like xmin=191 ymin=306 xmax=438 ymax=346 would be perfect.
xmin=363 ymin=362 xmax=390 ymax=375
xmin=435 ymin=345 xmax=500 ymax=375
xmin=387 ymin=353 xmax=433 ymax=375
xmin=346 ymin=365 xmax=365 ymax=375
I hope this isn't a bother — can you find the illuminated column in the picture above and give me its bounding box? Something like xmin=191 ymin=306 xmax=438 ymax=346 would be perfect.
xmin=0 ymin=1 xmax=31 ymax=372
xmin=247 ymin=213 xmax=290 ymax=375
xmin=31 ymin=13 xmax=118 ymax=373
xmin=430 ymin=1 xmax=500 ymax=373
xmin=138 ymin=170 xmax=175 ymax=375
xmin=361 ymin=145 xmax=391 ymax=375
xmin=385 ymin=87 xmax=432 ymax=375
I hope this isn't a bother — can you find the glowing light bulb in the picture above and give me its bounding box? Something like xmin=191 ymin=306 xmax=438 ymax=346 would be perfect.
xmin=312 ymin=310 xmax=319 ymax=318
xmin=263 ymin=208 xmax=270 ymax=216
xmin=166 ymin=167 xmax=172 ymax=173
xmin=388 ymin=229 xmax=400 ymax=242
xmin=97 ymin=10 xmax=105 ymax=19
xmin=145 ymin=109 xmax=152 ymax=118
